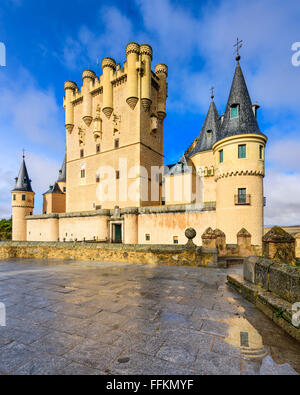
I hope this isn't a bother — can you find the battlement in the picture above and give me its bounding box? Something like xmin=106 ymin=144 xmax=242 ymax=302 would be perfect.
xmin=63 ymin=43 xmax=166 ymax=113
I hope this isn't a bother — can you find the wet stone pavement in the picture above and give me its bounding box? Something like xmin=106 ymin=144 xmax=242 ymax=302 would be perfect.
xmin=0 ymin=258 xmax=299 ymax=375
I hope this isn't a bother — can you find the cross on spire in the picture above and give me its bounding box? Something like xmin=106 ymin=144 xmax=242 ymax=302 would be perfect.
xmin=234 ymin=37 xmax=243 ymax=61
xmin=210 ymin=86 xmax=215 ymax=99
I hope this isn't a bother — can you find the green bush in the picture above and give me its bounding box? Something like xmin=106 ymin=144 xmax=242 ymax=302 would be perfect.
xmin=0 ymin=218 xmax=12 ymax=240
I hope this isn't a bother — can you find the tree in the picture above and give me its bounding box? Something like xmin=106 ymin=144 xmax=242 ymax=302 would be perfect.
xmin=0 ymin=218 xmax=12 ymax=240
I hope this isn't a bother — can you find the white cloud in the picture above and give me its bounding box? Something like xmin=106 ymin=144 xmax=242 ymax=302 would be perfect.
xmin=62 ymin=6 xmax=134 ymax=71
xmin=265 ymin=171 xmax=300 ymax=226
xmin=0 ymin=68 xmax=64 ymax=218
xmin=0 ymin=67 xmax=64 ymax=148
xmin=267 ymin=138 xmax=300 ymax=170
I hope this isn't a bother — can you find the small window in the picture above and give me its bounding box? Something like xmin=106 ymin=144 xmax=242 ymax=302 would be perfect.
xmin=145 ymin=234 xmax=151 ymax=241
xmin=116 ymin=170 xmax=120 ymax=180
xmin=173 ymin=236 xmax=179 ymax=244
xmin=80 ymin=149 xmax=84 ymax=158
xmin=219 ymin=150 xmax=223 ymax=163
xmin=63 ymin=187 xmax=66 ymax=193
xmin=115 ymin=139 xmax=119 ymax=149
xmin=238 ymin=144 xmax=246 ymax=159
xmin=161 ymin=198 xmax=166 ymax=206
xmin=81 ymin=169 xmax=86 ymax=178
xmin=13 ymin=194 xmax=16 ymax=201
xmin=22 ymin=195 xmax=26 ymax=201
xmin=231 ymin=104 xmax=239 ymax=119
xmin=96 ymin=175 xmax=100 ymax=183
xmin=23 ymin=177 xmax=28 ymax=185
xmin=96 ymin=144 xmax=101 ymax=153
xmin=259 ymin=145 xmax=264 ymax=160
xmin=238 ymin=188 xmax=247 ymax=204
xmin=207 ymin=130 xmax=212 ymax=137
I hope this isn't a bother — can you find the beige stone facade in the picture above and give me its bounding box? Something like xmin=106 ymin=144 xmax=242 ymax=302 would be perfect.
xmin=11 ymin=43 xmax=268 ymax=246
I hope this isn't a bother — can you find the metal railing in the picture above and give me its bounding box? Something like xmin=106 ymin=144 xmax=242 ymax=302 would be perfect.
xmin=234 ymin=194 xmax=251 ymax=205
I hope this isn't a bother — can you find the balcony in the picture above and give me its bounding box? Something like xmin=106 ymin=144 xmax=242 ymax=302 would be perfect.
xmin=234 ymin=194 xmax=251 ymax=205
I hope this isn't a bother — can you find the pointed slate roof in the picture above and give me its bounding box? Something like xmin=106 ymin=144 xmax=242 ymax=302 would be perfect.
xmin=165 ymin=154 xmax=192 ymax=176
xmin=43 ymin=182 xmax=64 ymax=195
xmin=57 ymin=154 xmax=66 ymax=183
xmin=219 ymin=61 xmax=262 ymax=140
xmin=188 ymin=99 xmax=220 ymax=157
xmin=12 ymin=158 xmax=33 ymax=192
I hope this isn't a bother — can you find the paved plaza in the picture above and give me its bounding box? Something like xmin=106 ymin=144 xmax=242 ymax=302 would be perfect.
xmin=0 ymin=258 xmax=299 ymax=375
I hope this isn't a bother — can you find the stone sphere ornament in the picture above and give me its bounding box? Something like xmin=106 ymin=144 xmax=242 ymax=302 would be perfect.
xmin=185 ymin=228 xmax=196 ymax=241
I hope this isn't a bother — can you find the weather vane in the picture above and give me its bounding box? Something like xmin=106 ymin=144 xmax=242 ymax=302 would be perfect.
xmin=210 ymin=86 xmax=215 ymax=99
xmin=234 ymin=37 xmax=243 ymax=61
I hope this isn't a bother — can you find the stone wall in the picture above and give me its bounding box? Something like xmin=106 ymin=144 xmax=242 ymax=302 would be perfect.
xmin=244 ymin=256 xmax=300 ymax=304
xmin=0 ymin=241 xmax=218 ymax=268
xmin=228 ymin=255 xmax=300 ymax=342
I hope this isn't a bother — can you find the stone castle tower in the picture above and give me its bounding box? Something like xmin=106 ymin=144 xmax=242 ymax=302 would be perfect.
xmin=213 ymin=60 xmax=267 ymax=243
xmin=63 ymin=43 xmax=168 ymax=212
xmin=11 ymin=156 xmax=35 ymax=241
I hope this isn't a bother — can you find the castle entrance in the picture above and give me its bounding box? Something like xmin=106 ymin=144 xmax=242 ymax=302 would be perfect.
xmin=112 ymin=223 xmax=122 ymax=243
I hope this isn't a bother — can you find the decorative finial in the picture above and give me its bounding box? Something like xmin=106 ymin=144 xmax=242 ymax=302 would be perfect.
xmin=22 ymin=149 xmax=25 ymax=159
xmin=234 ymin=37 xmax=243 ymax=61
xmin=210 ymin=86 xmax=215 ymax=100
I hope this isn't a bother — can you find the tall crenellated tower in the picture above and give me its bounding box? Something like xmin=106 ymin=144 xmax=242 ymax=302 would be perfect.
xmin=63 ymin=42 xmax=168 ymax=212
xmin=213 ymin=56 xmax=267 ymax=245
xmin=11 ymin=155 xmax=35 ymax=241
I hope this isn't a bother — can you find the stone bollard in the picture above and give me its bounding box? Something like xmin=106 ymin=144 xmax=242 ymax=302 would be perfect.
xmin=213 ymin=229 xmax=226 ymax=253
xmin=185 ymin=228 xmax=196 ymax=248
xmin=237 ymin=228 xmax=252 ymax=251
xmin=201 ymin=227 xmax=216 ymax=249
xmin=262 ymin=226 xmax=296 ymax=266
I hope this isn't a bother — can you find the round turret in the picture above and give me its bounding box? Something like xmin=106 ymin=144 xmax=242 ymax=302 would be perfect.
xmin=155 ymin=63 xmax=168 ymax=77
xmin=126 ymin=43 xmax=140 ymax=110
xmin=155 ymin=64 xmax=168 ymax=120
xmin=102 ymin=58 xmax=116 ymax=119
xmin=213 ymin=133 xmax=267 ymax=245
xmin=140 ymin=44 xmax=153 ymax=112
xmin=64 ymin=81 xmax=77 ymax=134
xmin=82 ymin=70 xmax=96 ymax=127
xmin=82 ymin=69 xmax=96 ymax=80
xmin=126 ymin=42 xmax=140 ymax=56
xmin=140 ymin=44 xmax=153 ymax=60
xmin=11 ymin=157 xmax=35 ymax=241
xmin=64 ymin=81 xmax=78 ymax=91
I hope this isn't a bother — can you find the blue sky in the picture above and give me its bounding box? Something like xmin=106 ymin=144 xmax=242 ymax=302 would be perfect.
xmin=0 ymin=0 xmax=300 ymax=225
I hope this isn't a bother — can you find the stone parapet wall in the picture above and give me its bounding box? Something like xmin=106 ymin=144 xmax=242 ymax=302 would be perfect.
xmin=243 ymin=256 xmax=300 ymax=304
xmin=0 ymin=241 xmax=219 ymax=268
xmin=228 ymin=254 xmax=300 ymax=342
xmin=228 ymin=273 xmax=300 ymax=342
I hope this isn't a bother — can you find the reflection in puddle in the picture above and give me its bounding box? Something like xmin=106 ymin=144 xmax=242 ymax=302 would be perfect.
xmin=225 ymin=316 xmax=268 ymax=359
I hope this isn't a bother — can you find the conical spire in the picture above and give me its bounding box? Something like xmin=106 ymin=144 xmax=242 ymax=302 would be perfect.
xmin=188 ymin=98 xmax=221 ymax=157
xmin=57 ymin=154 xmax=66 ymax=182
xmin=219 ymin=61 xmax=262 ymax=140
xmin=43 ymin=182 xmax=63 ymax=195
xmin=165 ymin=154 xmax=192 ymax=176
xmin=12 ymin=156 xmax=33 ymax=192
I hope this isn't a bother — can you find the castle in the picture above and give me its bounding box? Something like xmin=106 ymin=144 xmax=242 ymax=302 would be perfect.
xmin=11 ymin=43 xmax=267 ymax=246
